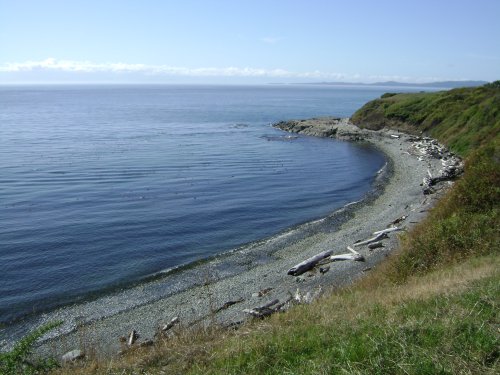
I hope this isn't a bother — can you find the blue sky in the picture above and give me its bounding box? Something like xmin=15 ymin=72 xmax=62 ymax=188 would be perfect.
xmin=1 ymin=0 xmax=499 ymax=84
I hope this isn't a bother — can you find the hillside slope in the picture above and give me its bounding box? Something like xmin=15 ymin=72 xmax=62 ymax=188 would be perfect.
xmin=351 ymin=81 xmax=500 ymax=156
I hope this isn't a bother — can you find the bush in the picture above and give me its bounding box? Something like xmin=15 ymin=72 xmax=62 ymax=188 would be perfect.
xmin=0 ymin=322 xmax=61 ymax=375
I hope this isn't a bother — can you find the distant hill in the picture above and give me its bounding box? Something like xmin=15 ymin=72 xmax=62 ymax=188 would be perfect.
xmin=293 ymin=80 xmax=488 ymax=89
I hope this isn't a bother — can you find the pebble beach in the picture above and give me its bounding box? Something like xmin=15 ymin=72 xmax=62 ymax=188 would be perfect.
xmin=31 ymin=117 xmax=458 ymax=359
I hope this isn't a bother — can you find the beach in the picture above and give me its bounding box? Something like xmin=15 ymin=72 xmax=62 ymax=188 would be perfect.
xmin=32 ymin=118 xmax=455 ymax=359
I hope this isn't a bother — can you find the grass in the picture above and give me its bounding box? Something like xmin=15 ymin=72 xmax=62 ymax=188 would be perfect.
xmin=49 ymin=256 xmax=499 ymax=375
xmin=0 ymin=321 xmax=61 ymax=375
xmin=192 ymin=257 xmax=499 ymax=375
xmin=351 ymin=81 xmax=500 ymax=156
xmin=10 ymin=82 xmax=500 ymax=374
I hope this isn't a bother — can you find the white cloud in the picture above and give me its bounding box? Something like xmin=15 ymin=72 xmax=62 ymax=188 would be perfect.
xmin=261 ymin=36 xmax=282 ymax=44
xmin=0 ymin=58 xmax=450 ymax=83
xmin=0 ymin=58 xmax=349 ymax=79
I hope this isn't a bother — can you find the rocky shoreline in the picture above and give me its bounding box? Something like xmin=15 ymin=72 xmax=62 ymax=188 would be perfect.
xmin=27 ymin=117 xmax=461 ymax=361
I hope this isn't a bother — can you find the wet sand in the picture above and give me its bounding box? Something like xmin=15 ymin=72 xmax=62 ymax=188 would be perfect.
xmin=30 ymin=118 xmax=454 ymax=359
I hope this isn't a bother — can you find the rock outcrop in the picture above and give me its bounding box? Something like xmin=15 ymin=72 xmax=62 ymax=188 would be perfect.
xmin=273 ymin=117 xmax=364 ymax=141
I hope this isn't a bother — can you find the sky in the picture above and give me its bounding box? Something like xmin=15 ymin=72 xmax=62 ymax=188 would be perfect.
xmin=0 ymin=0 xmax=499 ymax=84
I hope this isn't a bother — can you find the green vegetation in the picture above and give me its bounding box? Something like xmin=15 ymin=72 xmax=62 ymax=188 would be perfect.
xmin=388 ymin=145 xmax=499 ymax=282
xmin=189 ymin=258 xmax=499 ymax=375
xmin=0 ymin=322 xmax=61 ymax=375
xmin=351 ymin=81 xmax=500 ymax=156
xmin=24 ymin=82 xmax=500 ymax=374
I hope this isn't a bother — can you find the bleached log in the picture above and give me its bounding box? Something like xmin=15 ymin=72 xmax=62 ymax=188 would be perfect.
xmin=242 ymin=308 xmax=265 ymax=318
xmin=368 ymin=241 xmax=384 ymax=250
xmin=214 ymin=298 xmax=244 ymax=313
xmin=346 ymin=245 xmax=359 ymax=255
xmin=353 ymin=232 xmax=388 ymax=247
xmin=272 ymin=297 xmax=292 ymax=312
xmin=373 ymin=227 xmax=400 ymax=236
xmin=330 ymin=253 xmax=364 ymax=262
xmin=161 ymin=317 xmax=179 ymax=332
xmin=258 ymin=299 xmax=280 ymax=310
xmin=287 ymin=250 xmax=333 ymax=276
xmin=127 ymin=330 xmax=138 ymax=346
xmin=243 ymin=299 xmax=280 ymax=318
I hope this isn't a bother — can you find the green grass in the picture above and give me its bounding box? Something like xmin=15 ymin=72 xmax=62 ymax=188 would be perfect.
xmin=190 ymin=264 xmax=498 ymax=375
xmin=0 ymin=321 xmax=61 ymax=375
xmin=351 ymin=81 xmax=500 ymax=156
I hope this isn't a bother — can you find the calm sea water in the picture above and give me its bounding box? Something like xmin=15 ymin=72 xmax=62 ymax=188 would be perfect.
xmin=0 ymin=84 xmax=416 ymax=324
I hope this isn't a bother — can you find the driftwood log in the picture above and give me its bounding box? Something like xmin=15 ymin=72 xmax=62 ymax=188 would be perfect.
xmin=330 ymin=253 xmax=364 ymax=262
xmin=391 ymin=215 xmax=407 ymax=226
xmin=353 ymin=232 xmax=388 ymax=247
xmin=161 ymin=317 xmax=180 ymax=333
xmin=333 ymin=246 xmax=365 ymax=261
xmin=287 ymin=250 xmax=333 ymax=276
xmin=243 ymin=299 xmax=281 ymax=318
xmin=368 ymin=241 xmax=384 ymax=250
xmin=373 ymin=227 xmax=400 ymax=236
xmin=127 ymin=330 xmax=138 ymax=346
xmin=214 ymin=298 xmax=245 ymax=313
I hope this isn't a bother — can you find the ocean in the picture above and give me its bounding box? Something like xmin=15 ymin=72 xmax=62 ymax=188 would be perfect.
xmin=0 ymin=84 xmax=420 ymax=326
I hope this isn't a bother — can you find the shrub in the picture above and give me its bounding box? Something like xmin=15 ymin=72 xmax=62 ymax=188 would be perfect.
xmin=0 ymin=322 xmax=61 ymax=375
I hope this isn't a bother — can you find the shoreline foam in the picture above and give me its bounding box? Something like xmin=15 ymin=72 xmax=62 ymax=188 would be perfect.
xmin=6 ymin=117 xmax=453 ymax=359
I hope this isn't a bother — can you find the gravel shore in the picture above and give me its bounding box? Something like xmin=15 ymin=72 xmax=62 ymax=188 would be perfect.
xmin=31 ymin=118 xmax=455 ymax=359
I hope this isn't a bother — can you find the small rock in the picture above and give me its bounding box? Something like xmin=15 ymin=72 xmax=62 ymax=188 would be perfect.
xmin=62 ymin=349 xmax=84 ymax=363
xmin=319 ymin=266 xmax=330 ymax=274
xmin=252 ymin=287 xmax=273 ymax=297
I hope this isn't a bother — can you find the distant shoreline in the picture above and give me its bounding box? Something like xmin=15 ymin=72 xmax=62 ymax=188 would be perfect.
xmin=27 ymin=118 xmax=455 ymax=360
xmin=269 ymin=80 xmax=487 ymax=89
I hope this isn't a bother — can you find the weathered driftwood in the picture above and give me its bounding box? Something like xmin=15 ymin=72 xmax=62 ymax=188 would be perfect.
xmin=258 ymin=299 xmax=280 ymax=309
xmin=328 ymin=246 xmax=364 ymax=262
xmin=347 ymin=245 xmax=359 ymax=255
xmin=62 ymin=349 xmax=85 ymax=363
xmin=353 ymin=232 xmax=388 ymax=247
xmin=330 ymin=253 xmax=364 ymax=262
xmin=272 ymin=297 xmax=293 ymax=311
xmin=373 ymin=227 xmax=400 ymax=236
xmin=416 ymin=138 xmax=463 ymax=195
xmin=161 ymin=317 xmax=180 ymax=333
xmin=391 ymin=215 xmax=407 ymax=226
xmin=127 ymin=330 xmax=138 ymax=346
xmin=243 ymin=299 xmax=281 ymax=318
xmin=368 ymin=241 xmax=384 ymax=250
xmin=287 ymin=250 xmax=333 ymax=276
xmin=214 ymin=298 xmax=245 ymax=313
